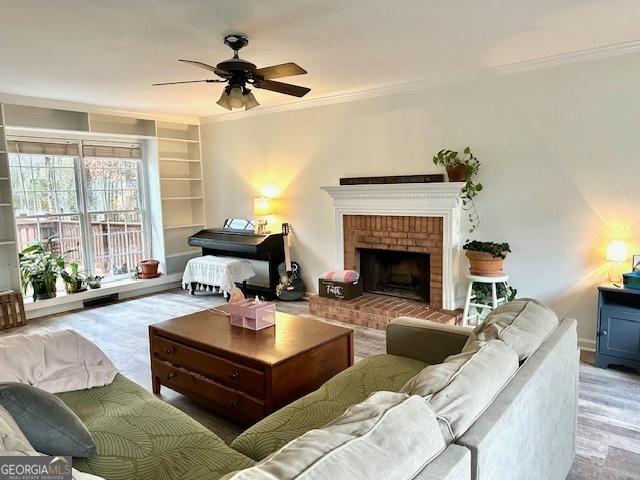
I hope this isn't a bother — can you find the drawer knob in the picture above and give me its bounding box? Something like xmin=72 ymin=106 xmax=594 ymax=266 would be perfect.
xmin=599 ymin=330 xmax=608 ymax=336
xmin=230 ymin=372 xmax=240 ymax=381
xmin=229 ymin=400 xmax=239 ymax=408
xmin=167 ymin=372 xmax=176 ymax=380
xmin=166 ymin=347 xmax=177 ymax=354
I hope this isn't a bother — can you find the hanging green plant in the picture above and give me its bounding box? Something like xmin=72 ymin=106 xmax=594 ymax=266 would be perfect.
xmin=433 ymin=147 xmax=482 ymax=232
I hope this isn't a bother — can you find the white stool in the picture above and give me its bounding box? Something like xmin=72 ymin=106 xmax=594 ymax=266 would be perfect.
xmin=461 ymin=274 xmax=510 ymax=326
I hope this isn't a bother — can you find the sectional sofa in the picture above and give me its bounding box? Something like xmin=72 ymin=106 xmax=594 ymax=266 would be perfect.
xmin=3 ymin=298 xmax=579 ymax=479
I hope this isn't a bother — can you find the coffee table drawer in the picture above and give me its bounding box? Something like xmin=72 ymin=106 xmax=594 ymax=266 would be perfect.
xmin=152 ymin=334 xmax=264 ymax=396
xmin=153 ymin=359 xmax=265 ymax=422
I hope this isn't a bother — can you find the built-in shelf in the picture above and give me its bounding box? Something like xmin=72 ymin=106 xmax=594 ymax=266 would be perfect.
xmin=157 ymin=137 xmax=200 ymax=144
xmin=160 ymin=177 xmax=202 ymax=181
xmin=163 ymin=224 xmax=204 ymax=230
xmin=158 ymin=157 xmax=201 ymax=163
xmin=0 ymin=240 xmax=15 ymax=246
xmin=161 ymin=196 xmax=203 ymax=201
xmin=166 ymin=250 xmax=200 ymax=258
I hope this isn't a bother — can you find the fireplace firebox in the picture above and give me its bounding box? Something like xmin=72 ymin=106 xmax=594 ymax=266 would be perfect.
xmin=358 ymin=248 xmax=430 ymax=302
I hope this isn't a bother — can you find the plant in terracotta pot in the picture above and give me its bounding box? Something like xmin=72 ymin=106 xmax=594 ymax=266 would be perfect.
xmin=138 ymin=259 xmax=160 ymax=279
xmin=18 ymin=241 xmax=66 ymax=301
xmin=433 ymin=147 xmax=482 ymax=232
xmin=463 ymin=240 xmax=511 ymax=276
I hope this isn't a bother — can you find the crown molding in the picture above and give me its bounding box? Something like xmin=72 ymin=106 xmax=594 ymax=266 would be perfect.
xmin=0 ymin=92 xmax=200 ymax=124
xmin=200 ymin=40 xmax=640 ymax=125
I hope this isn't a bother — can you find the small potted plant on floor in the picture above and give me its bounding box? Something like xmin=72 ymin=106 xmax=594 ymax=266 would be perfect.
xmin=463 ymin=240 xmax=511 ymax=276
xmin=61 ymin=261 xmax=87 ymax=294
xmin=18 ymin=241 xmax=66 ymax=301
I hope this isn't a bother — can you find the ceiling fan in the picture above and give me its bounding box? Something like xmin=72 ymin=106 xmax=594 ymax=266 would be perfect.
xmin=153 ymin=34 xmax=310 ymax=111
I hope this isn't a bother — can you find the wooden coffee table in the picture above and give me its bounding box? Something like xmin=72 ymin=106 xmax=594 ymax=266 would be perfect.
xmin=149 ymin=305 xmax=354 ymax=424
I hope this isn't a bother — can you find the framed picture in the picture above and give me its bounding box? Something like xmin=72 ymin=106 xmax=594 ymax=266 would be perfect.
xmin=633 ymin=254 xmax=640 ymax=272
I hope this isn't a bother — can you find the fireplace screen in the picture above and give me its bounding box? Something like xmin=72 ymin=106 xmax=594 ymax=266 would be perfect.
xmin=358 ymin=248 xmax=430 ymax=302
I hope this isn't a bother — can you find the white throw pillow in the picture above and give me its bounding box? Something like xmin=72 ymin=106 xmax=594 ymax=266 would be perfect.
xmin=223 ymin=391 xmax=446 ymax=480
xmin=464 ymin=298 xmax=559 ymax=361
xmin=0 ymin=330 xmax=118 ymax=393
xmin=401 ymin=339 xmax=519 ymax=441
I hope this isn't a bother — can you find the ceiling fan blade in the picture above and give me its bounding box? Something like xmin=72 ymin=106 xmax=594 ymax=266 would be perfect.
xmin=256 ymin=79 xmax=310 ymax=97
xmin=254 ymin=62 xmax=307 ymax=80
xmin=152 ymin=79 xmax=222 ymax=86
xmin=178 ymin=59 xmax=231 ymax=78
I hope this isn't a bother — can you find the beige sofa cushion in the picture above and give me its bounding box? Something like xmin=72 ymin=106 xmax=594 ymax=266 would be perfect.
xmin=223 ymin=391 xmax=446 ymax=480
xmin=401 ymin=339 xmax=519 ymax=441
xmin=465 ymin=298 xmax=559 ymax=361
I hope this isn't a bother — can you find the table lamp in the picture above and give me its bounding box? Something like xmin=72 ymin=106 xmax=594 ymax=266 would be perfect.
xmin=606 ymin=240 xmax=628 ymax=283
xmin=253 ymin=197 xmax=273 ymax=234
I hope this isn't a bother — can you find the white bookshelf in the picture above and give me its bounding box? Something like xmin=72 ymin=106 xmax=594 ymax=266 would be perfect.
xmin=154 ymin=121 xmax=205 ymax=273
xmin=0 ymin=104 xmax=21 ymax=292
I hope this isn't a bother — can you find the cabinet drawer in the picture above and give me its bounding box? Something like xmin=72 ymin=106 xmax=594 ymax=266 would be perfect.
xmin=599 ymin=307 xmax=640 ymax=361
xmin=152 ymin=359 xmax=265 ymax=422
xmin=152 ymin=334 xmax=264 ymax=396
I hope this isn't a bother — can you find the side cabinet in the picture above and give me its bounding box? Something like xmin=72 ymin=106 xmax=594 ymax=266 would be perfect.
xmin=596 ymin=285 xmax=640 ymax=372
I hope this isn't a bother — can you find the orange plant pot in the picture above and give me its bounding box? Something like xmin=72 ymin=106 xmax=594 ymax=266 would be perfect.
xmin=465 ymin=251 xmax=505 ymax=276
xmin=139 ymin=259 xmax=160 ymax=278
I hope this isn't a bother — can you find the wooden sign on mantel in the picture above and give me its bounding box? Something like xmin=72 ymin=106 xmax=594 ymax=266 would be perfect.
xmin=339 ymin=174 xmax=445 ymax=186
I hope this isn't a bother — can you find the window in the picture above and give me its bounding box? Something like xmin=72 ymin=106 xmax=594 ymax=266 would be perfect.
xmin=8 ymin=138 xmax=148 ymax=281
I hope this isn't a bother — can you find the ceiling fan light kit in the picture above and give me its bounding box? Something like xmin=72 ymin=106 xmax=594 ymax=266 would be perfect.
xmin=154 ymin=34 xmax=310 ymax=111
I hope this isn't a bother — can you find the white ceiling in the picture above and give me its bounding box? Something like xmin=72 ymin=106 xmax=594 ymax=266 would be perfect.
xmin=0 ymin=0 xmax=638 ymax=118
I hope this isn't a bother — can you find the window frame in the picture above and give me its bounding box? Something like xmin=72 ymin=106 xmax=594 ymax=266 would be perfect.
xmin=9 ymin=136 xmax=151 ymax=283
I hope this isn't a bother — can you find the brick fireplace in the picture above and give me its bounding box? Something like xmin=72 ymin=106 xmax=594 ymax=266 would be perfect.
xmin=343 ymin=215 xmax=443 ymax=308
xmin=308 ymin=182 xmax=465 ymax=329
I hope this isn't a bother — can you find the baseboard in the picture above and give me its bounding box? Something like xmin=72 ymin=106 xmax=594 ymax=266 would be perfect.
xmin=578 ymin=337 xmax=596 ymax=352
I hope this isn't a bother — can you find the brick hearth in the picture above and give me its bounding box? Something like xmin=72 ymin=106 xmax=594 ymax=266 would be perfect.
xmin=308 ymin=293 xmax=462 ymax=330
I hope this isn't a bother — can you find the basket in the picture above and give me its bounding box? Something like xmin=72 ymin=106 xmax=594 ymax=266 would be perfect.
xmin=0 ymin=290 xmax=26 ymax=330
xmin=318 ymin=279 xmax=363 ymax=300
xmin=229 ymin=299 xmax=276 ymax=330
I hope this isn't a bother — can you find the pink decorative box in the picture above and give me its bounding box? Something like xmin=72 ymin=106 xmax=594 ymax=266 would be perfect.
xmin=229 ymin=299 xmax=276 ymax=330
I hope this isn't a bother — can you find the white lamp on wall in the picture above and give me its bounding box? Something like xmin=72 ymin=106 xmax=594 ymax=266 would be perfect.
xmin=606 ymin=240 xmax=628 ymax=283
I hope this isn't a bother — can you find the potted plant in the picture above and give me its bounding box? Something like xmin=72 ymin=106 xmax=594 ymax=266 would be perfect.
xmin=463 ymin=240 xmax=511 ymax=276
xmin=473 ymin=283 xmax=517 ymax=313
xmin=87 ymin=275 xmax=103 ymax=289
xmin=138 ymin=259 xmax=160 ymax=279
xmin=433 ymin=147 xmax=482 ymax=232
xmin=18 ymin=241 xmax=66 ymax=301
xmin=61 ymin=261 xmax=87 ymax=294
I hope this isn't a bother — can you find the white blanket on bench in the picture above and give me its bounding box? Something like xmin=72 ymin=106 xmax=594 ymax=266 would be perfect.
xmin=182 ymin=255 xmax=255 ymax=294
xmin=0 ymin=330 xmax=118 ymax=393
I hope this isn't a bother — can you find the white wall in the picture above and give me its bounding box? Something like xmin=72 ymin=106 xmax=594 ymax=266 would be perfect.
xmin=200 ymin=52 xmax=640 ymax=348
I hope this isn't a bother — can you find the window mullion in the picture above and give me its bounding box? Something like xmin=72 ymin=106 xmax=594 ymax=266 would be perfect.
xmin=75 ymin=140 xmax=93 ymax=275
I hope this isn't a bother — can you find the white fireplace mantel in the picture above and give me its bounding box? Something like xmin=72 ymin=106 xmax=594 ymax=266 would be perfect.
xmin=321 ymin=183 xmax=465 ymax=310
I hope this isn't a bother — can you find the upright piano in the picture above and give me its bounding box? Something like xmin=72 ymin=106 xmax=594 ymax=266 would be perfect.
xmin=188 ymin=219 xmax=284 ymax=298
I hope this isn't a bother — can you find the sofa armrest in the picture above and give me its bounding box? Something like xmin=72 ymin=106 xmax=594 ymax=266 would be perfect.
xmin=386 ymin=317 xmax=473 ymax=365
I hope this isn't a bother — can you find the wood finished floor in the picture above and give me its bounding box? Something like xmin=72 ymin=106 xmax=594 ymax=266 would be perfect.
xmin=3 ymin=289 xmax=639 ymax=479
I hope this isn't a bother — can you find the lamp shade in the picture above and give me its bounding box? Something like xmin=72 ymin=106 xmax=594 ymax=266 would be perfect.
xmin=243 ymin=91 xmax=260 ymax=110
xmin=606 ymin=240 xmax=628 ymax=262
xmin=228 ymin=87 xmax=244 ymax=108
xmin=216 ymin=91 xmax=231 ymax=110
xmin=253 ymin=197 xmax=273 ymax=216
